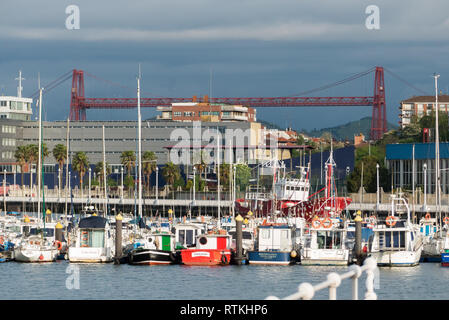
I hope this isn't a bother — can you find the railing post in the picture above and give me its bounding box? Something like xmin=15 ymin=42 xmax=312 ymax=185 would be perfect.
xmin=327 ymin=273 xmax=341 ymax=300
xmin=349 ymin=264 xmax=362 ymax=300
xmin=364 ymin=257 xmax=378 ymax=300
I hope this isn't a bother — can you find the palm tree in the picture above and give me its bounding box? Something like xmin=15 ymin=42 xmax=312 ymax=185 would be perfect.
xmin=120 ymin=151 xmax=136 ymax=177
xmin=72 ymin=151 xmax=89 ymax=189
xmin=162 ymin=161 xmax=181 ymax=196
xmin=193 ymin=150 xmax=208 ymax=180
xmin=219 ymin=163 xmax=231 ymax=191
xmin=142 ymin=151 xmax=157 ymax=195
xmin=52 ymin=144 xmax=67 ymax=191
xmin=14 ymin=146 xmax=27 ymax=187
xmin=94 ymin=161 xmax=111 ymax=189
xmin=25 ymin=144 xmax=38 ymax=191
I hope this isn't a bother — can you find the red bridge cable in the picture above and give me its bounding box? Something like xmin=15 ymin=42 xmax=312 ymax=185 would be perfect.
xmin=29 ymin=70 xmax=73 ymax=98
xmin=290 ymin=67 xmax=376 ymax=97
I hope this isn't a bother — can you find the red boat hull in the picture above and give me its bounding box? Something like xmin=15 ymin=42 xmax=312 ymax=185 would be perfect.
xmin=181 ymin=249 xmax=231 ymax=266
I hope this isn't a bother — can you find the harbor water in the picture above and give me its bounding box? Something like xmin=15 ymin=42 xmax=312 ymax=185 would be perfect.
xmin=1 ymin=261 xmax=448 ymax=300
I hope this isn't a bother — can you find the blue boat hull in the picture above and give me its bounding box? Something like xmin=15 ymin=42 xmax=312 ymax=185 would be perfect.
xmin=247 ymin=251 xmax=293 ymax=265
xmin=441 ymin=253 xmax=449 ymax=266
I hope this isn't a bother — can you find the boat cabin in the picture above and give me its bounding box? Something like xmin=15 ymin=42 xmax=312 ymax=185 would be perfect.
xmin=146 ymin=233 xmax=176 ymax=252
xmin=173 ymin=223 xmax=206 ymax=248
xmin=77 ymin=216 xmax=110 ymax=248
xmin=256 ymin=225 xmax=295 ymax=252
xmin=196 ymin=234 xmax=232 ymax=250
xmin=370 ymin=223 xmax=416 ymax=252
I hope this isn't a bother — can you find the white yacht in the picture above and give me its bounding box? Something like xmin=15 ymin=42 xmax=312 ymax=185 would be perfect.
xmin=68 ymin=215 xmax=114 ymax=263
xmin=418 ymin=215 xmax=445 ymax=262
xmin=300 ymin=217 xmax=350 ymax=266
xmin=368 ymin=195 xmax=423 ymax=267
xmin=14 ymin=235 xmax=58 ymax=262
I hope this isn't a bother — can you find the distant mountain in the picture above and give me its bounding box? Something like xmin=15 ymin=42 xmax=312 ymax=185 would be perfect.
xmin=304 ymin=117 xmax=398 ymax=141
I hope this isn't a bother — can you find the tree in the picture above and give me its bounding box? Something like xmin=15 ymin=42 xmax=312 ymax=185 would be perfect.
xmin=346 ymin=155 xmax=389 ymax=193
xmin=162 ymin=162 xmax=181 ymax=206
xmin=142 ymin=151 xmax=157 ymax=195
xmin=162 ymin=162 xmax=181 ymax=192
xmin=218 ymin=163 xmax=231 ymax=191
xmin=72 ymin=151 xmax=89 ymax=189
xmin=120 ymin=151 xmax=136 ymax=177
xmin=52 ymin=144 xmax=67 ymax=190
xmin=14 ymin=145 xmax=27 ymax=187
xmin=235 ymin=163 xmax=251 ymax=192
xmin=193 ymin=150 xmax=208 ymax=180
xmin=94 ymin=161 xmax=111 ymax=189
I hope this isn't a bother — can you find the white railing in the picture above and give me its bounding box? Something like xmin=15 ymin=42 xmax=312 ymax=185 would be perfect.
xmin=266 ymin=257 xmax=378 ymax=300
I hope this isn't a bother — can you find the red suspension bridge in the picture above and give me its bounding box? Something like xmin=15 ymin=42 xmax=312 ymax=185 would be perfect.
xmin=30 ymin=66 xmax=426 ymax=141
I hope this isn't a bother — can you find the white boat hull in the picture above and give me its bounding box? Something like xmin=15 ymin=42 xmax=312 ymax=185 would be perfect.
xmin=301 ymin=248 xmax=349 ymax=266
xmin=68 ymin=247 xmax=113 ymax=263
xmin=14 ymin=248 xmax=57 ymax=262
xmin=369 ymin=247 xmax=423 ymax=267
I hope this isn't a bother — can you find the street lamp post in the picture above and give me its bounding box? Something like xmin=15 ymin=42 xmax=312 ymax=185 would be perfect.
xmin=58 ymin=167 xmax=61 ymax=199
xmin=423 ymin=163 xmax=427 ymax=211
xmin=120 ymin=166 xmax=124 ymax=200
xmin=193 ymin=166 xmax=196 ymax=205
xmin=376 ymin=163 xmax=380 ymax=210
xmin=88 ymin=167 xmax=91 ymax=204
xmin=155 ymin=166 xmax=159 ymax=204
xmin=3 ymin=169 xmax=6 ymax=213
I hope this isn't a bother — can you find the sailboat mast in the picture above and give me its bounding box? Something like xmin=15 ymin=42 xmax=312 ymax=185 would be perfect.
xmin=137 ymin=66 xmax=142 ymax=219
xmin=65 ymin=117 xmax=70 ymax=226
xmin=217 ymin=134 xmax=221 ymax=229
xmin=434 ymin=73 xmax=442 ymax=226
xmin=37 ymin=88 xmax=43 ymax=223
xmin=102 ymin=125 xmax=107 ymax=216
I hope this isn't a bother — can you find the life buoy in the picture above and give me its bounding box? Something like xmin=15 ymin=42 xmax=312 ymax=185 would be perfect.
xmin=369 ymin=215 xmax=377 ymax=224
xmin=81 ymin=244 xmax=89 ymax=247
xmin=54 ymin=240 xmax=62 ymax=251
xmin=386 ymin=216 xmax=397 ymax=227
xmin=311 ymin=217 xmax=321 ymax=229
xmin=321 ymin=218 xmax=332 ymax=229
xmin=425 ymin=213 xmax=431 ymax=220
xmin=221 ymin=253 xmax=228 ymax=264
xmin=0 ymin=236 xmax=4 ymax=245
xmin=444 ymin=217 xmax=449 ymax=225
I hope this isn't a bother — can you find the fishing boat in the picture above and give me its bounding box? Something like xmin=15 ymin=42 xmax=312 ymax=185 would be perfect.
xmin=235 ymin=146 xmax=351 ymax=224
xmin=368 ymin=195 xmax=423 ymax=267
xmin=68 ymin=215 xmax=114 ymax=263
xmin=247 ymin=222 xmax=299 ymax=265
xmin=129 ymin=232 xmax=177 ymax=265
xmin=180 ymin=230 xmax=232 ymax=266
xmin=300 ymin=217 xmax=350 ymax=266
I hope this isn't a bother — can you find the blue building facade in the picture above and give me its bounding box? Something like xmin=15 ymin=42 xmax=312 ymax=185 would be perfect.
xmin=386 ymin=142 xmax=449 ymax=194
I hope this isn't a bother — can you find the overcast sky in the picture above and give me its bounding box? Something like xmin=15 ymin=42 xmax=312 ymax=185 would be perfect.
xmin=1 ymin=0 xmax=449 ymax=131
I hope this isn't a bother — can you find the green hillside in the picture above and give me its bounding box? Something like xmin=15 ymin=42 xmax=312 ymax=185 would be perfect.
xmin=305 ymin=117 xmax=397 ymax=141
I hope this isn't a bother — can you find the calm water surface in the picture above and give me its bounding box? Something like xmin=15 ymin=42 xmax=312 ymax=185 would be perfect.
xmin=1 ymin=261 xmax=449 ymax=300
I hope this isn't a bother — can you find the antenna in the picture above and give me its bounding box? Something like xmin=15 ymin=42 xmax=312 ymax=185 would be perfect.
xmin=15 ymin=70 xmax=25 ymax=98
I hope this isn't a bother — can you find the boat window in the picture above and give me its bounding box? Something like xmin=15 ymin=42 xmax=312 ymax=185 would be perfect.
xmin=29 ymin=228 xmax=54 ymax=237
xmin=261 ymin=229 xmax=270 ymax=239
xmin=178 ymin=230 xmax=185 ymax=245
xmin=186 ymin=230 xmax=194 ymax=245
xmin=317 ymin=231 xmax=326 ymax=249
xmin=383 ymin=231 xmax=406 ymax=249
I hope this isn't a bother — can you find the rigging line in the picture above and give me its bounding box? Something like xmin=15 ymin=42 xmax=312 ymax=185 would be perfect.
xmin=29 ymin=71 xmax=73 ymax=98
xmin=290 ymin=67 xmax=376 ymax=97
xmin=384 ymin=68 xmax=430 ymax=95
xmin=39 ymin=74 xmax=73 ymax=96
